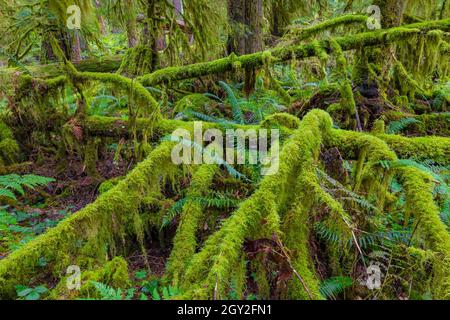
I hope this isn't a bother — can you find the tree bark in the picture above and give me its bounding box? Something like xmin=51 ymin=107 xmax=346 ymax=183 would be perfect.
xmin=95 ymin=0 xmax=107 ymax=35
xmin=227 ymin=0 xmax=263 ymax=93
xmin=125 ymin=0 xmax=138 ymax=48
xmin=71 ymin=31 xmax=82 ymax=63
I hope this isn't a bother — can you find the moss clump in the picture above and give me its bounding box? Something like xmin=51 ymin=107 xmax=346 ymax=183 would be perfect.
xmin=117 ymin=46 xmax=153 ymax=78
xmin=49 ymin=257 xmax=131 ymax=300
xmin=260 ymin=113 xmax=301 ymax=130
xmin=398 ymin=167 xmax=450 ymax=299
xmin=98 ymin=177 xmax=123 ymax=194
xmin=0 ymin=121 xmax=20 ymax=165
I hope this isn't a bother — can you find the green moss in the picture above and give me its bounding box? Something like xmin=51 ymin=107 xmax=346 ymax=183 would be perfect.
xmin=139 ymin=19 xmax=450 ymax=87
xmin=180 ymin=110 xmax=333 ymax=299
xmin=166 ymin=164 xmax=218 ymax=286
xmin=98 ymin=177 xmax=123 ymax=194
xmin=117 ymin=46 xmax=153 ymax=78
xmin=50 ymin=257 xmax=131 ymax=300
xmin=378 ymin=134 xmax=449 ymax=164
xmin=295 ymin=15 xmax=368 ymax=41
xmin=260 ymin=113 xmax=301 ymax=130
xmin=0 ymin=121 xmax=19 ymax=165
xmin=329 ymin=39 xmax=356 ymax=119
xmin=398 ymin=167 xmax=450 ymax=299
xmin=84 ymin=138 xmax=101 ymax=179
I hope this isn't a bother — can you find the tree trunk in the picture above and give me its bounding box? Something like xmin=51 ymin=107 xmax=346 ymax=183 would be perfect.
xmin=71 ymin=31 xmax=82 ymax=63
xmin=125 ymin=0 xmax=138 ymax=48
xmin=145 ymin=0 xmax=160 ymax=71
xmin=95 ymin=0 xmax=107 ymax=35
xmin=354 ymin=0 xmax=406 ymax=97
xmin=227 ymin=0 xmax=246 ymax=55
xmin=227 ymin=0 xmax=263 ymax=93
xmin=374 ymin=0 xmax=405 ymax=28
xmin=245 ymin=0 xmax=263 ymax=54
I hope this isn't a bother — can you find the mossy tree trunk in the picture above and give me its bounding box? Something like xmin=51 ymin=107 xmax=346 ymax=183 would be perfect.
xmin=144 ymin=0 xmax=160 ymax=71
xmin=71 ymin=31 xmax=82 ymax=63
xmin=227 ymin=0 xmax=263 ymax=94
xmin=125 ymin=0 xmax=138 ymax=48
xmin=40 ymin=31 xmax=73 ymax=64
xmin=354 ymin=0 xmax=406 ymax=98
xmin=95 ymin=0 xmax=107 ymax=35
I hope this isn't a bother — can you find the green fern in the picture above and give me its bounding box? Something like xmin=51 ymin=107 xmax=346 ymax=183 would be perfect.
xmin=314 ymin=221 xmax=346 ymax=246
xmin=316 ymin=169 xmax=379 ymax=213
xmin=319 ymin=276 xmax=353 ymax=300
xmin=161 ymin=195 xmax=241 ymax=228
xmin=161 ymin=135 xmax=250 ymax=182
xmin=0 ymin=175 xmax=55 ymax=200
xmin=91 ymin=281 xmax=135 ymax=300
xmin=386 ymin=118 xmax=421 ymax=134
xmin=219 ymin=81 xmax=244 ymax=124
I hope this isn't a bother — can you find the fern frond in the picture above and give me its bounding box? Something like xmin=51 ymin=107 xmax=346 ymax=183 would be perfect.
xmin=0 ymin=174 xmax=54 ymax=200
xmin=161 ymin=136 xmax=250 ymax=182
xmin=219 ymin=81 xmax=244 ymax=124
xmin=319 ymin=276 xmax=353 ymax=300
xmin=386 ymin=118 xmax=421 ymax=134
xmin=316 ymin=169 xmax=379 ymax=212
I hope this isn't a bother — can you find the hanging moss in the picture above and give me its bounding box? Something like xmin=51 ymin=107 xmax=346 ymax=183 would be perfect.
xmin=329 ymin=38 xmax=357 ymax=119
xmin=117 ymin=46 xmax=153 ymax=78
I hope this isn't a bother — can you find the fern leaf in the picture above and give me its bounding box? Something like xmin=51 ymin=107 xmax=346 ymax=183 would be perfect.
xmin=219 ymin=81 xmax=244 ymax=124
xmin=319 ymin=276 xmax=353 ymax=300
xmin=387 ymin=118 xmax=421 ymax=134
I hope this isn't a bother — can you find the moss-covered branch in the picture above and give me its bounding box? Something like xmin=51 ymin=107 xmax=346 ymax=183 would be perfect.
xmin=139 ymin=19 xmax=450 ymax=87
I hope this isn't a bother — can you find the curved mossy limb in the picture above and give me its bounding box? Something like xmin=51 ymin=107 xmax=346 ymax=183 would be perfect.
xmin=378 ymin=134 xmax=450 ymax=164
xmin=139 ymin=19 xmax=450 ymax=87
xmin=398 ymin=167 xmax=450 ymax=299
xmin=0 ymin=142 xmax=176 ymax=298
xmin=166 ymin=164 xmax=218 ymax=286
xmin=260 ymin=113 xmax=301 ymax=130
xmin=179 ymin=110 xmax=333 ymax=299
xmin=293 ymin=15 xmax=368 ymax=41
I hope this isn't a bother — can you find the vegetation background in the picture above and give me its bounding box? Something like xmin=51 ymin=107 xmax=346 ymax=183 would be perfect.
xmin=0 ymin=0 xmax=448 ymax=301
